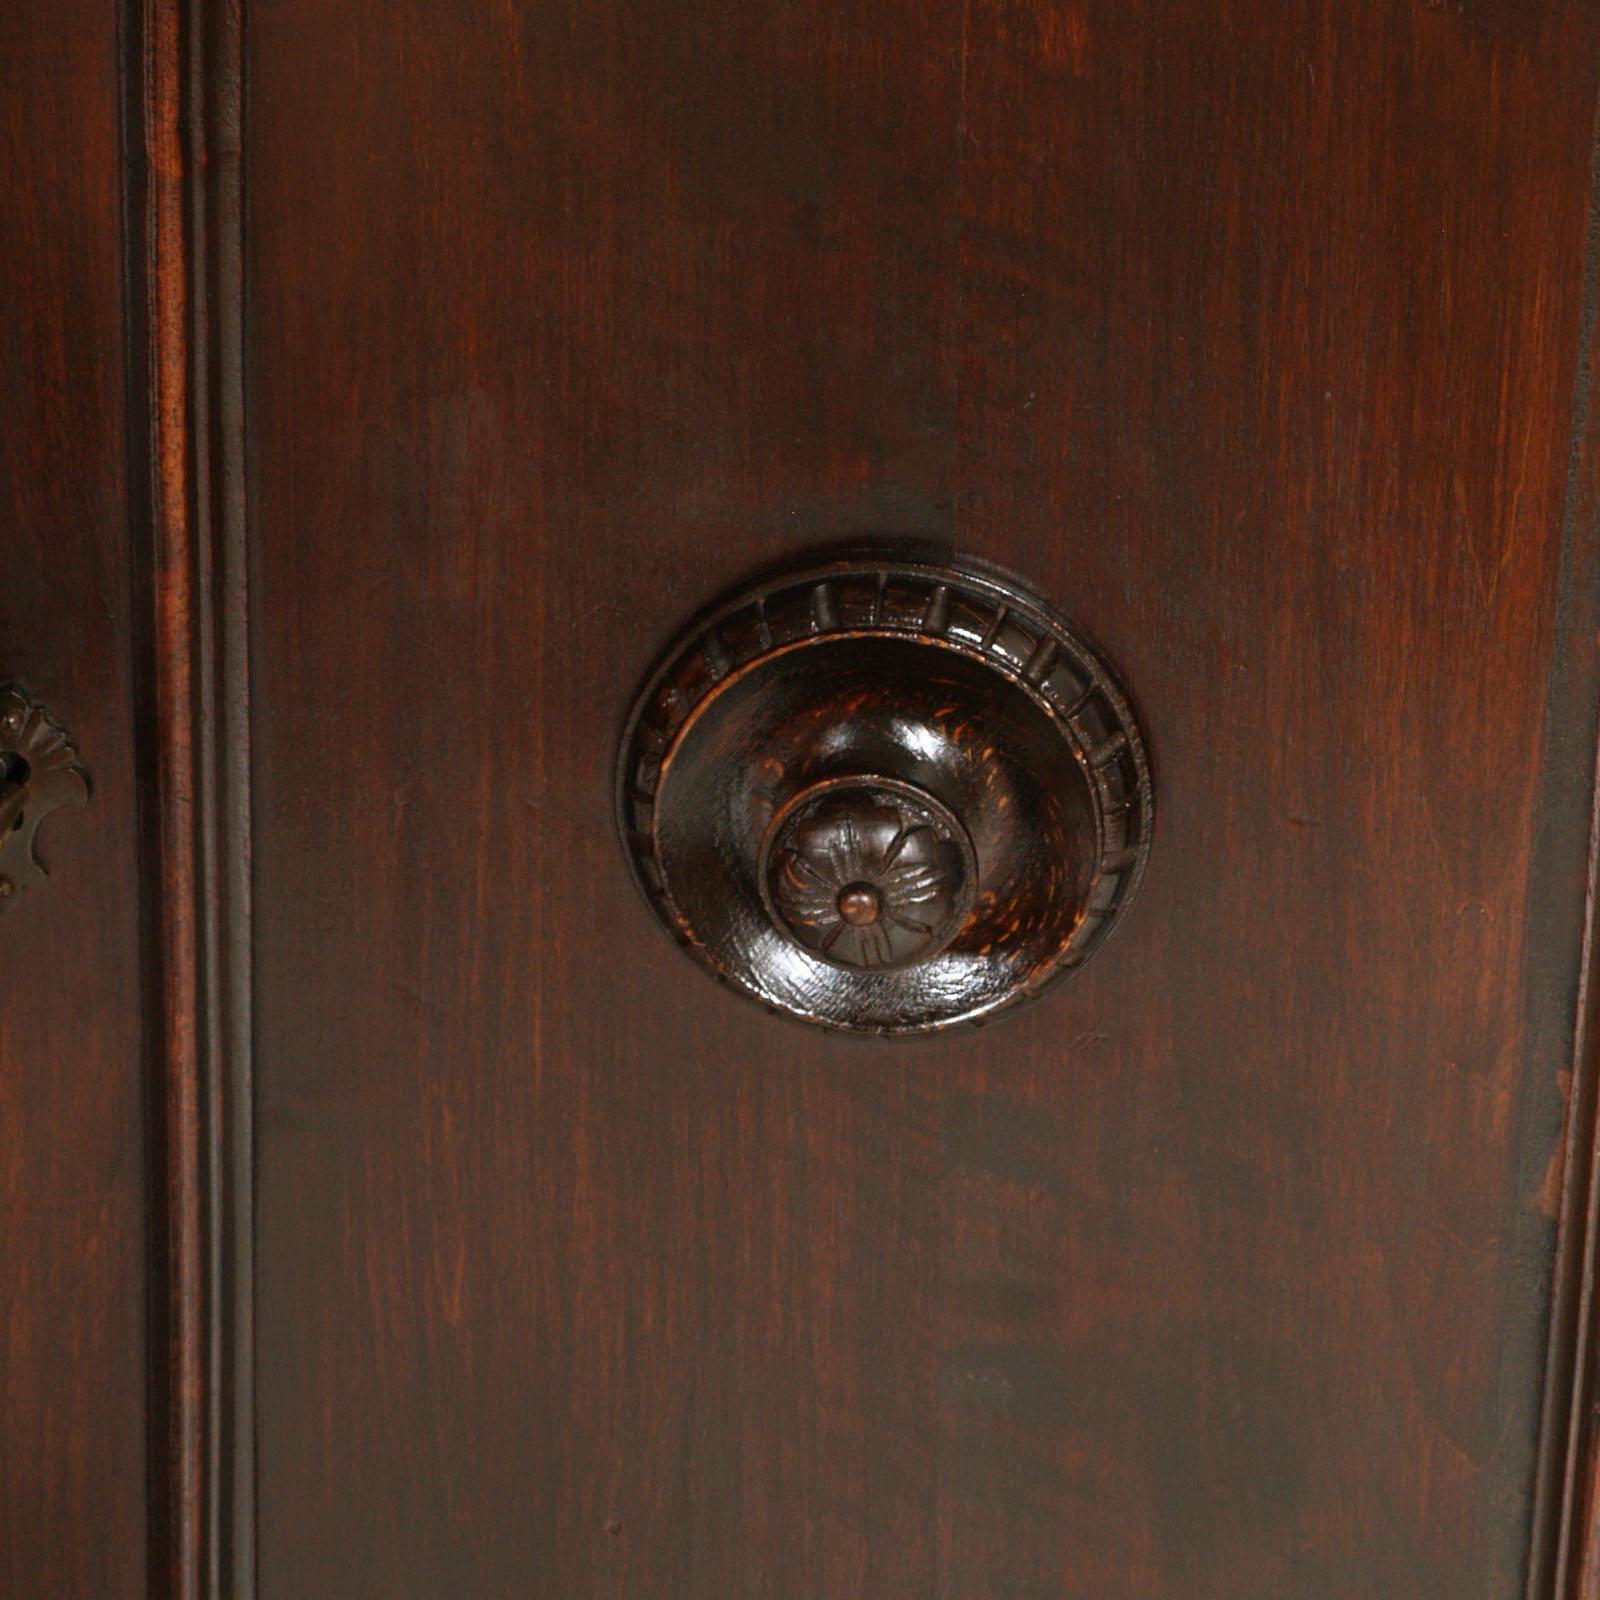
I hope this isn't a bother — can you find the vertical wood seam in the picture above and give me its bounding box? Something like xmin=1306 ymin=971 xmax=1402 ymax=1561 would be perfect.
xmin=1559 ymin=743 xmax=1600 ymax=1600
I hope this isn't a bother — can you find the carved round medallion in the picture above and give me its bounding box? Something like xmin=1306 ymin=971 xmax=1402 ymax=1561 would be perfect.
xmin=615 ymin=547 xmax=1153 ymax=1035
xmin=760 ymin=776 xmax=978 ymax=972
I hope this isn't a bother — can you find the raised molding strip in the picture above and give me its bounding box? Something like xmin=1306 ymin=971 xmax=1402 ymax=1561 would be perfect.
xmin=123 ymin=1 xmax=253 ymax=1594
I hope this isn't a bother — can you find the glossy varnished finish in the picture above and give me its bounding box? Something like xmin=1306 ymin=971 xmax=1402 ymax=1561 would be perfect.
xmin=618 ymin=550 xmax=1151 ymax=1032
xmin=1525 ymin=120 xmax=1600 ymax=1596
xmin=243 ymin=6 xmax=1600 ymax=1600
xmin=0 ymin=5 xmax=148 ymax=1597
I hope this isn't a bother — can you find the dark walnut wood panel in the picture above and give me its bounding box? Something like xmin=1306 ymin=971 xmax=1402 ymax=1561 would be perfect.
xmin=0 ymin=5 xmax=149 ymax=1599
xmin=246 ymin=6 xmax=1600 ymax=1600
xmin=945 ymin=8 xmax=1600 ymax=1596
xmin=1529 ymin=114 xmax=1600 ymax=1598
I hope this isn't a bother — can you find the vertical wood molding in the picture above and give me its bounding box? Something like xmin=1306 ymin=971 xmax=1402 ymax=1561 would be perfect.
xmin=123 ymin=0 xmax=252 ymax=1595
xmin=1526 ymin=103 xmax=1600 ymax=1600
xmin=1535 ymin=742 xmax=1600 ymax=1600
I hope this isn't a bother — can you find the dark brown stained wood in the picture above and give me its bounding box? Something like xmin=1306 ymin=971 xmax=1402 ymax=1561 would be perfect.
xmin=0 ymin=5 xmax=149 ymax=1598
xmin=944 ymin=9 xmax=1600 ymax=1596
xmin=244 ymin=7 xmax=1600 ymax=1600
xmin=127 ymin=0 xmax=209 ymax=1589
xmin=1531 ymin=113 xmax=1600 ymax=1600
xmin=615 ymin=549 xmax=1155 ymax=1034
xmin=123 ymin=0 xmax=256 ymax=1589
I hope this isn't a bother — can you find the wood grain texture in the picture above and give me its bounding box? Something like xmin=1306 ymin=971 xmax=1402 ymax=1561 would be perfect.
xmin=1530 ymin=103 xmax=1600 ymax=1600
xmin=128 ymin=1 xmax=208 ymax=1589
xmin=123 ymin=0 xmax=253 ymax=1592
xmin=0 ymin=5 xmax=149 ymax=1597
xmin=244 ymin=3 xmax=1600 ymax=1597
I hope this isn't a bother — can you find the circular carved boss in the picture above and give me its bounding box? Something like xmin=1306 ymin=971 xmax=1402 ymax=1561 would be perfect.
xmin=615 ymin=549 xmax=1153 ymax=1035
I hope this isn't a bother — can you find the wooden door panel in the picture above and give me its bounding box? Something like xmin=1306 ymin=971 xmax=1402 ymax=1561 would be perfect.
xmin=7 ymin=2 xmax=1600 ymax=1597
xmin=241 ymin=3 xmax=1600 ymax=1598
xmin=0 ymin=5 xmax=150 ymax=1596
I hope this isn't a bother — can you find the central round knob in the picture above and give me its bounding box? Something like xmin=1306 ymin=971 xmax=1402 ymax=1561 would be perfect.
xmin=759 ymin=776 xmax=978 ymax=972
xmin=836 ymin=882 xmax=883 ymax=926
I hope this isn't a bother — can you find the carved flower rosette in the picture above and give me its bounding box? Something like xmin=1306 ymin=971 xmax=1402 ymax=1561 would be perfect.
xmin=760 ymin=778 xmax=977 ymax=972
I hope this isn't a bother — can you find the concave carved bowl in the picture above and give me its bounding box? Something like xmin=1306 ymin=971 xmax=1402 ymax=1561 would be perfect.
xmin=615 ymin=549 xmax=1153 ymax=1035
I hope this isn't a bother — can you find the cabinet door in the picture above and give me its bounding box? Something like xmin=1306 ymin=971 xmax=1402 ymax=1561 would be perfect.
xmin=10 ymin=3 xmax=1600 ymax=1598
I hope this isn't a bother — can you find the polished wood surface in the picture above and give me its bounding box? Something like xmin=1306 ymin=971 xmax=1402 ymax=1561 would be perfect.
xmin=7 ymin=1 xmax=1600 ymax=1597
xmin=242 ymin=2 xmax=1600 ymax=1597
xmin=617 ymin=549 xmax=1153 ymax=1033
xmin=0 ymin=6 xmax=149 ymax=1596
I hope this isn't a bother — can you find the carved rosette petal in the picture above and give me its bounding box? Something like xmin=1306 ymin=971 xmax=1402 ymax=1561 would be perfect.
xmin=763 ymin=779 xmax=976 ymax=971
